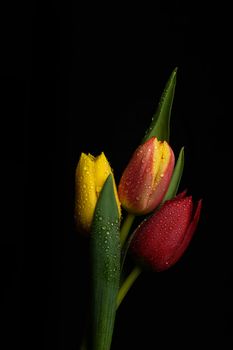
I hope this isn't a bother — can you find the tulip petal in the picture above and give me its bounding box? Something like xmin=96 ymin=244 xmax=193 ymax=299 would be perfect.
xmin=166 ymin=199 xmax=202 ymax=268
xmin=95 ymin=152 xmax=121 ymax=218
xmin=174 ymin=189 xmax=188 ymax=199
xmin=147 ymin=140 xmax=175 ymax=212
xmin=75 ymin=152 xmax=121 ymax=234
xmin=130 ymin=195 xmax=194 ymax=271
xmin=118 ymin=137 xmax=175 ymax=215
xmin=94 ymin=152 xmax=112 ymax=194
xmin=142 ymin=67 xmax=177 ymax=143
xmin=118 ymin=137 xmax=155 ymax=213
xmin=75 ymin=153 xmax=97 ymax=233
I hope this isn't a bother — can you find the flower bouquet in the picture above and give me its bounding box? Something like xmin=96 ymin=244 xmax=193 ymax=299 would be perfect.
xmin=74 ymin=68 xmax=202 ymax=350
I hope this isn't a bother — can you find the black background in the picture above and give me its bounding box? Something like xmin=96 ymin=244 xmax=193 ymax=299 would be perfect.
xmin=1 ymin=1 xmax=233 ymax=349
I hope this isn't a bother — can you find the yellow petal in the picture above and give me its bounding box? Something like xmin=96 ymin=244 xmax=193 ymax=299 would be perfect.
xmin=95 ymin=152 xmax=121 ymax=218
xmin=153 ymin=141 xmax=171 ymax=188
xmin=74 ymin=153 xmax=97 ymax=233
xmin=94 ymin=152 xmax=112 ymax=195
xmin=158 ymin=141 xmax=172 ymax=173
xmin=152 ymin=139 xmax=164 ymax=185
xmin=75 ymin=152 xmax=121 ymax=234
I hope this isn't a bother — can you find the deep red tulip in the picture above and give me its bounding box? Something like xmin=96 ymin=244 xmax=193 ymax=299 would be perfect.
xmin=130 ymin=191 xmax=202 ymax=271
xmin=118 ymin=137 xmax=175 ymax=215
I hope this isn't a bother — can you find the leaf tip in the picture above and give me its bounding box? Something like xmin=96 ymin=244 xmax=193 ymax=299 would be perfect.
xmin=170 ymin=67 xmax=178 ymax=82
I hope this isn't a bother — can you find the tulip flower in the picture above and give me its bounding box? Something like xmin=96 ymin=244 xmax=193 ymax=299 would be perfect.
xmin=118 ymin=136 xmax=175 ymax=215
xmin=74 ymin=152 xmax=121 ymax=234
xmin=129 ymin=191 xmax=202 ymax=271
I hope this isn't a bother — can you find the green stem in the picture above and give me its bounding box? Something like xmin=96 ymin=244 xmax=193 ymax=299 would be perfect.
xmin=120 ymin=213 xmax=135 ymax=246
xmin=117 ymin=266 xmax=142 ymax=309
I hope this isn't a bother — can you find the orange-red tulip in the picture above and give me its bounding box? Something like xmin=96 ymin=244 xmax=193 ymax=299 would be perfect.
xmin=118 ymin=137 xmax=175 ymax=215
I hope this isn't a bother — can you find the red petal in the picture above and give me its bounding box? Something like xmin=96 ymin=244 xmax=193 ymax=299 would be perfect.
xmin=130 ymin=196 xmax=194 ymax=271
xmin=174 ymin=189 xmax=188 ymax=199
xmin=118 ymin=137 xmax=156 ymax=212
xmin=166 ymin=199 xmax=202 ymax=269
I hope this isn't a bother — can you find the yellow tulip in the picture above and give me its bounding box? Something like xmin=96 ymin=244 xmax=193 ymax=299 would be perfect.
xmin=74 ymin=152 xmax=121 ymax=234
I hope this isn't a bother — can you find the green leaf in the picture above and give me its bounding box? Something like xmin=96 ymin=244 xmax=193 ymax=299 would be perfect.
xmin=142 ymin=67 xmax=178 ymax=143
xmin=90 ymin=174 xmax=121 ymax=350
xmin=162 ymin=146 xmax=185 ymax=202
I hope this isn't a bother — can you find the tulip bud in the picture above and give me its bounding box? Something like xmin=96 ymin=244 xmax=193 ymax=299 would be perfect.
xmin=74 ymin=152 xmax=121 ymax=234
xmin=130 ymin=191 xmax=202 ymax=271
xmin=118 ymin=137 xmax=175 ymax=215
